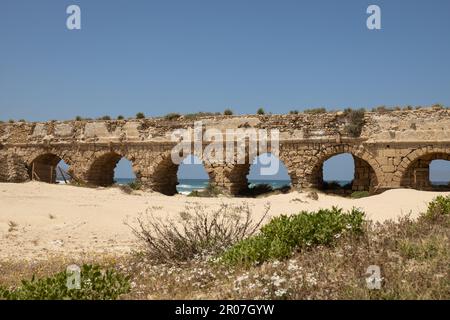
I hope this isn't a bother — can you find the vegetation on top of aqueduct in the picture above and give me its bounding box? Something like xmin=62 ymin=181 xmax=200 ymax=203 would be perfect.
xmin=3 ymin=105 xmax=449 ymax=124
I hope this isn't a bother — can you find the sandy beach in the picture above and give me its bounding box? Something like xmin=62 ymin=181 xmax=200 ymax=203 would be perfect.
xmin=0 ymin=181 xmax=449 ymax=261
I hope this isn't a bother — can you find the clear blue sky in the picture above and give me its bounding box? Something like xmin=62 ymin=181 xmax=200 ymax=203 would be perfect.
xmin=1 ymin=0 xmax=449 ymax=180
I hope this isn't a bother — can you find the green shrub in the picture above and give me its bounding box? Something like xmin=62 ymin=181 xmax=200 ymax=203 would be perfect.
xmin=422 ymin=195 xmax=450 ymax=221
xmin=256 ymin=108 xmax=265 ymax=115
xmin=344 ymin=108 xmax=365 ymax=137
xmin=289 ymin=110 xmax=299 ymax=114
xmin=8 ymin=119 xmax=14 ymax=123
xmin=224 ymin=109 xmax=233 ymax=115
xmin=220 ymin=207 xmax=365 ymax=266
xmin=184 ymin=112 xmax=220 ymax=119
xmin=117 ymin=115 xmax=125 ymax=120
xmin=431 ymin=103 xmax=444 ymax=109
xmin=100 ymin=115 xmax=111 ymax=120
xmin=128 ymin=180 xmax=142 ymax=190
xmin=351 ymin=191 xmax=370 ymax=199
xmin=0 ymin=264 xmax=130 ymax=300
xmin=75 ymin=116 xmax=83 ymax=121
xmin=322 ymin=181 xmax=342 ymax=190
xmin=164 ymin=112 xmax=181 ymax=120
xmin=187 ymin=183 xmax=221 ymax=197
xmin=304 ymin=108 xmax=326 ymax=114
xmin=136 ymin=112 xmax=145 ymax=119
xmin=372 ymin=106 xmax=393 ymax=113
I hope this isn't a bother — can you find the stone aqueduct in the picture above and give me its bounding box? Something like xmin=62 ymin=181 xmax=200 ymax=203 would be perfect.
xmin=0 ymin=108 xmax=449 ymax=195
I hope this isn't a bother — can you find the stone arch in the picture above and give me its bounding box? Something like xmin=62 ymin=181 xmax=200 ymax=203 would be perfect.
xmin=27 ymin=152 xmax=71 ymax=183
xmin=399 ymin=147 xmax=450 ymax=190
xmin=246 ymin=152 xmax=293 ymax=188
xmin=304 ymin=144 xmax=381 ymax=192
xmin=148 ymin=152 xmax=214 ymax=195
xmin=85 ymin=151 xmax=137 ymax=187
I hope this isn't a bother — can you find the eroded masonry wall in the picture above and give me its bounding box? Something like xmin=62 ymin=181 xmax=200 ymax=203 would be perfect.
xmin=0 ymin=108 xmax=449 ymax=194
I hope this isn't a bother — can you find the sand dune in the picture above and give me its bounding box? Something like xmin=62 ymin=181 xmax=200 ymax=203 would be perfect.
xmin=0 ymin=182 xmax=448 ymax=261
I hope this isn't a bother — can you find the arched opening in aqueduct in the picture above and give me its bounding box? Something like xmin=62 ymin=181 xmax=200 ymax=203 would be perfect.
xmin=176 ymin=155 xmax=210 ymax=194
xmin=309 ymin=151 xmax=378 ymax=194
xmin=401 ymin=152 xmax=450 ymax=190
xmin=246 ymin=153 xmax=292 ymax=192
xmin=150 ymin=154 xmax=213 ymax=196
xmin=28 ymin=153 xmax=71 ymax=184
xmin=85 ymin=152 xmax=136 ymax=187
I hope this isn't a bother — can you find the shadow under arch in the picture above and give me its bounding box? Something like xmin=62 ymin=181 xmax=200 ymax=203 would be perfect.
xmin=86 ymin=152 xmax=136 ymax=187
xmin=28 ymin=153 xmax=70 ymax=184
xmin=400 ymin=151 xmax=450 ymax=191
xmin=307 ymin=146 xmax=380 ymax=193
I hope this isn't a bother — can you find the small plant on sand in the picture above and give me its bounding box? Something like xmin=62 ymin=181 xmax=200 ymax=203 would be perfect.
xmin=127 ymin=203 xmax=270 ymax=263
xmin=220 ymin=207 xmax=365 ymax=266
xmin=118 ymin=184 xmax=134 ymax=194
xmin=421 ymin=195 xmax=450 ymax=222
xmin=0 ymin=264 xmax=130 ymax=300
xmin=128 ymin=180 xmax=142 ymax=190
xmin=350 ymin=191 xmax=370 ymax=199
xmin=223 ymin=108 xmax=233 ymax=115
xmin=8 ymin=221 xmax=18 ymax=233
xmin=187 ymin=183 xmax=221 ymax=197
xmin=306 ymin=191 xmax=319 ymax=200
xmin=256 ymin=108 xmax=265 ymax=115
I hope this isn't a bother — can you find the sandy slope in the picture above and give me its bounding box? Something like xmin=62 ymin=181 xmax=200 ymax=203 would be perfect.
xmin=0 ymin=182 xmax=448 ymax=261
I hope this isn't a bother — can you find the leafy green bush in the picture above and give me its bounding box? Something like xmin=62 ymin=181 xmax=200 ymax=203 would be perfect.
xmin=100 ymin=115 xmax=111 ymax=120
xmin=136 ymin=112 xmax=145 ymax=119
xmin=304 ymin=108 xmax=326 ymax=114
xmin=220 ymin=207 xmax=365 ymax=266
xmin=344 ymin=108 xmax=365 ymax=137
xmin=128 ymin=180 xmax=142 ymax=190
xmin=422 ymin=195 xmax=450 ymax=221
xmin=117 ymin=115 xmax=125 ymax=120
xmin=256 ymin=108 xmax=265 ymax=115
xmin=184 ymin=112 xmax=220 ymax=119
xmin=351 ymin=191 xmax=370 ymax=199
xmin=164 ymin=112 xmax=181 ymax=120
xmin=224 ymin=109 xmax=233 ymax=115
xmin=0 ymin=264 xmax=130 ymax=300
xmin=187 ymin=183 xmax=221 ymax=197
xmin=371 ymin=106 xmax=393 ymax=113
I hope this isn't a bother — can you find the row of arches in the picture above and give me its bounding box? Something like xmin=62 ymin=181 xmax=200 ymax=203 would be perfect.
xmin=26 ymin=150 xmax=450 ymax=195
